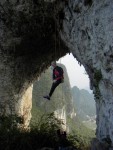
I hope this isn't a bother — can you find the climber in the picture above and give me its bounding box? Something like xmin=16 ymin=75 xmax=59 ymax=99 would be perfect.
xmin=43 ymin=61 xmax=64 ymax=100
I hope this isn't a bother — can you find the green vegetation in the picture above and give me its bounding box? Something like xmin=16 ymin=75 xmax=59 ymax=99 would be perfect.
xmin=94 ymin=70 xmax=102 ymax=84
xmin=0 ymin=113 xmax=62 ymax=150
xmin=94 ymin=69 xmax=102 ymax=99
xmin=67 ymin=116 xmax=95 ymax=137
xmin=31 ymin=64 xmax=95 ymax=149
xmin=0 ymin=113 xmax=93 ymax=150
xmin=67 ymin=116 xmax=95 ymax=149
xmin=83 ymin=121 xmax=96 ymax=130
xmin=0 ymin=64 xmax=95 ymax=150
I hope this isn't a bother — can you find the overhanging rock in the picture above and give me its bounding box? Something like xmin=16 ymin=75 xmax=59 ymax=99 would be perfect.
xmin=1 ymin=0 xmax=113 ymax=146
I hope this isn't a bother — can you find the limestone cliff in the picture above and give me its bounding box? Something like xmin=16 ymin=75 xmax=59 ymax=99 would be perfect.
xmin=60 ymin=0 xmax=113 ymax=144
xmin=0 ymin=0 xmax=113 ymax=147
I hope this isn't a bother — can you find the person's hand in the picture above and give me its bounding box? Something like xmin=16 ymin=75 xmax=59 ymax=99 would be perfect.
xmin=53 ymin=80 xmax=57 ymax=83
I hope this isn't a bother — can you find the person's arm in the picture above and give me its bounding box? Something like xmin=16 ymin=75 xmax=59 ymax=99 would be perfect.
xmin=53 ymin=69 xmax=55 ymax=80
xmin=52 ymin=69 xmax=57 ymax=83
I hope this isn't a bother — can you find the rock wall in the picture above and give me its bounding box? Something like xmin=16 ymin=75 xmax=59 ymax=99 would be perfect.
xmin=60 ymin=0 xmax=113 ymax=144
xmin=1 ymin=0 xmax=113 ymax=145
xmin=54 ymin=106 xmax=67 ymax=131
xmin=17 ymin=84 xmax=33 ymax=127
xmin=0 ymin=0 xmax=68 ymax=127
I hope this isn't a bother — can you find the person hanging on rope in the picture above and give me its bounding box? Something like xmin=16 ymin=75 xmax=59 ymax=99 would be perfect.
xmin=43 ymin=61 xmax=64 ymax=100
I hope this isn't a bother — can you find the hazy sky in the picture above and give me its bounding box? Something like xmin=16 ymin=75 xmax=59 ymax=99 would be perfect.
xmin=57 ymin=53 xmax=91 ymax=92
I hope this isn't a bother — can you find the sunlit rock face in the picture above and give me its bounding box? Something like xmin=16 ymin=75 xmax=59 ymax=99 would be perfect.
xmin=60 ymin=0 xmax=113 ymax=144
xmin=17 ymin=84 xmax=33 ymax=127
xmin=54 ymin=106 xmax=67 ymax=131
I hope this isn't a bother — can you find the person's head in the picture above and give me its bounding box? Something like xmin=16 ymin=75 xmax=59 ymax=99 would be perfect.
xmin=51 ymin=61 xmax=56 ymax=68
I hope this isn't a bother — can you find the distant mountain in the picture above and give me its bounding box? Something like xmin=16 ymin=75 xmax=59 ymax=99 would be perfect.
xmin=71 ymin=86 xmax=96 ymax=121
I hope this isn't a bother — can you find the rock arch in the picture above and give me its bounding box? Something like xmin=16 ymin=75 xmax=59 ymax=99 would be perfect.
xmin=0 ymin=0 xmax=113 ymax=145
xmin=0 ymin=0 xmax=69 ymax=127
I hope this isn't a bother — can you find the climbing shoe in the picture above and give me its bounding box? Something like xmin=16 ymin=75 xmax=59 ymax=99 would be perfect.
xmin=43 ymin=95 xmax=50 ymax=100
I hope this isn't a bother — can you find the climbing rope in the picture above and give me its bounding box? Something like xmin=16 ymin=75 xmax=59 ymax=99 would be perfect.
xmin=54 ymin=5 xmax=66 ymax=129
xmin=54 ymin=3 xmax=57 ymax=60
xmin=40 ymin=3 xmax=64 ymax=122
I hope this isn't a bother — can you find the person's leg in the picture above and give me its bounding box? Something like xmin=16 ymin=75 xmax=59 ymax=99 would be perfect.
xmin=49 ymin=80 xmax=61 ymax=97
xmin=43 ymin=79 xmax=62 ymax=100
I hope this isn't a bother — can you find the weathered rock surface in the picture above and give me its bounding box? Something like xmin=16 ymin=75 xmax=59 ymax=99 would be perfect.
xmin=0 ymin=0 xmax=68 ymax=127
xmin=1 ymin=0 xmax=113 ymax=146
xmin=60 ymin=0 xmax=113 ymax=145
